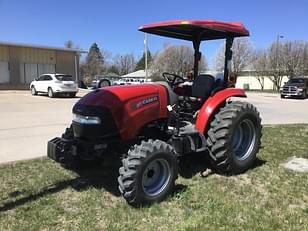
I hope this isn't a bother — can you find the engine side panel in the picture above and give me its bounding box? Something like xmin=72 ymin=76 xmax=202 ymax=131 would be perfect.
xmin=195 ymin=88 xmax=246 ymax=134
xmin=76 ymin=84 xmax=168 ymax=139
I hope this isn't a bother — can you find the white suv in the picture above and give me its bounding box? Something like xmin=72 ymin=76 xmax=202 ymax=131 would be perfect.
xmin=30 ymin=74 xmax=78 ymax=98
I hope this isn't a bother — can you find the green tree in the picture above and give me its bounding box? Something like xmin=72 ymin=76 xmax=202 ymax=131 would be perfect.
xmin=80 ymin=43 xmax=105 ymax=80
xmin=135 ymin=50 xmax=152 ymax=71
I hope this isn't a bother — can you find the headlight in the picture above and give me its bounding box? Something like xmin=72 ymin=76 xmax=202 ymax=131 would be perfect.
xmin=297 ymin=88 xmax=304 ymax=92
xmin=73 ymin=113 xmax=101 ymax=125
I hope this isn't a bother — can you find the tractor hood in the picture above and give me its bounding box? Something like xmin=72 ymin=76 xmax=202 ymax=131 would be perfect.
xmin=74 ymin=84 xmax=169 ymax=139
xmin=76 ymin=84 xmax=166 ymax=109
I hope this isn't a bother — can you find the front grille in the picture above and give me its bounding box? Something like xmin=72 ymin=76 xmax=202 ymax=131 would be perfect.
xmin=282 ymin=86 xmax=297 ymax=94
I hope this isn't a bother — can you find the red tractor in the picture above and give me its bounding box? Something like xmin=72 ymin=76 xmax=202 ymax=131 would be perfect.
xmin=47 ymin=20 xmax=262 ymax=206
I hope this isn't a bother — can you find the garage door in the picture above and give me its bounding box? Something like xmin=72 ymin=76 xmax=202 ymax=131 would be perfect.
xmin=20 ymin=63 xmax=55 ymax=84
xmin=0 ymin=61 xmax=10 ymax=83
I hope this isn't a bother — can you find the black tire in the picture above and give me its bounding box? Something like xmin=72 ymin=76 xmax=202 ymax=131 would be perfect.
xmin=48 ymin=87 xmax=54 ymax=98
xmin=118 ymin=139 xmax=178 ymax=206
xmin=69 ymin=92 xmax=76 ymax=98
xmin=31 ymin=86 xmax=37 ymax=95
xmin=280 ymin=94 xmax=285 ymax=99
xmin=98 ymin=79 xmax=111 ymax=88
xmin=206 ymin=101 xmax=262 ymax=174
xmin=302 ymin=91 xmax=307 ymax=99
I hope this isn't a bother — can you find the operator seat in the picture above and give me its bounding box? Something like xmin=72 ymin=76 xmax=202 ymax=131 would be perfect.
xmin=191 ymin=74 xmax=216 ymax=100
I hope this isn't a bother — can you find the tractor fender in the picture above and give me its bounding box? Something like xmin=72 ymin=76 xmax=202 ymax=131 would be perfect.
xmin=195 ymin=88 xmax=246 ymax=134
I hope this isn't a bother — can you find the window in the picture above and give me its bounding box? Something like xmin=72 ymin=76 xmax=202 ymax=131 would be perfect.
xmin=55 ymin=74 xmax=74 ymax=81
xmin=43 ymin=75 xmax=52 ymax=81
xmin=38 ymin=75 xmax=45 ymax=81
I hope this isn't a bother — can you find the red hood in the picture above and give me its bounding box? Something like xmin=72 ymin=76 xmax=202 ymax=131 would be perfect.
xmin=76 ymin=84 xmax=169 ymax=139
xmin=78 ymin=84 xmax=163 ymax=108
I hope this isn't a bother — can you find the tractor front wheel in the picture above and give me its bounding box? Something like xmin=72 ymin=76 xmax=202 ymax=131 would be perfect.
xmin=118 ymin=140 xmax=178 ymax=206
xmin=206 ymin=101 xmax=262 ymax=174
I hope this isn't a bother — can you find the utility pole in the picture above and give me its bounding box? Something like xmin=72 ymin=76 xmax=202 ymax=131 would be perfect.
xmin=275 ymin=34 xmax=284 ymax=90
xmin=144 ymin=33 xmax=148 ymax=81
xmin=276 ymin=34 xmax=284 ymax=71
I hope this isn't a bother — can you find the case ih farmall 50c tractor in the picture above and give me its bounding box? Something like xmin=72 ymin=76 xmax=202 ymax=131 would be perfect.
xmin=48 ymin=20 xmax=262 ymax=206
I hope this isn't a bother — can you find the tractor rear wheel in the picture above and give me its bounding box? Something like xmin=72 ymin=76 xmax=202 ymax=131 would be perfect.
xmin=118 ymin=139 xmax=178 ymax=206
xmin=206 ymin=101 xmax=262 ymax=174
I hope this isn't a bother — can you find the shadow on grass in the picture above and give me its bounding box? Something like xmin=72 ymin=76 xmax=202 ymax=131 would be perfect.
xmin=178 ymin=151 xmax=266 ymax=178
xmin=0 ymin=155 xmax=121 ymax=212
xmin=0 ymin=153 xmax=266 ymax=212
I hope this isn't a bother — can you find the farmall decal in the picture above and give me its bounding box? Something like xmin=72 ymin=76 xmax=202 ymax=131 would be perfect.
xmin=135 ymin=96 xmax=159 ymax=109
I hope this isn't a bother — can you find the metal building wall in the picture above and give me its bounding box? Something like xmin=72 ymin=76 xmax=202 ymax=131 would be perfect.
xmin=56 ymin=51 xmax=77 ymax=79
xmin=0 ymin=46 xmax=10 ymax=83
xmin=0 ymin=44 xmax=79 ymax=89
xmin=19 ymin=48 xmax=56 ymax=84
xmin=0 ymin=45 xmax=9 ymax=61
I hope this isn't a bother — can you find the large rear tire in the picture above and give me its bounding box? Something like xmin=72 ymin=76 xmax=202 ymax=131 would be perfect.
xmin=206 ymin=101 xmax=262 ymax=174
xmin=118 ymin=140 xmax=178 ymax=207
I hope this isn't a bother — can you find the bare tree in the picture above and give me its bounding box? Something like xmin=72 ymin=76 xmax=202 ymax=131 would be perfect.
xmin=152 ymin=44 xmax=208 ymax=77
xmin=266 ymin=41 xmax=308 ymax=90
xmin=280 ymin=41 xmax=305 ymax=78
xmin=114 ymin=53 xmax=136 ymax=75
xmin=215 ymin=38 xmax=253 ymax=74
xmin=251 ymin=49 xmax=268 ymax=90
xmin=64 ymin=40 xmax=74 ymax=49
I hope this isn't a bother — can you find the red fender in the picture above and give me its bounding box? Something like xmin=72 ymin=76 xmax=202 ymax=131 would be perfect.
xmin=195 ymin=88 xmax=246 ymax=134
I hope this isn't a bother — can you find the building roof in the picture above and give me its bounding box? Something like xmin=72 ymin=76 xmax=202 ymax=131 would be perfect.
xmin=122 ymin=70 xmax=153 ymax=78
xmin=0 ymin=41 xmax=87 ymax=53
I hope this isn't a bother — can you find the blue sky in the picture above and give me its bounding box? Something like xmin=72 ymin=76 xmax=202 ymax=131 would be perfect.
xmin=1 ymin=0 xmax=307 ymax=68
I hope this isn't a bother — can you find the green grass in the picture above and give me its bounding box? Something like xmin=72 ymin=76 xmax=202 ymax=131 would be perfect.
xmin=1 ymin=124 xmax=308 ymax=231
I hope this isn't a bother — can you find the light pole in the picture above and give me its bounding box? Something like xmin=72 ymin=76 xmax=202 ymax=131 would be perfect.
xmin=276 ymin=34 xmax=284 ymax=71
xmin=144 ymin=33 xmax=148 ymax=81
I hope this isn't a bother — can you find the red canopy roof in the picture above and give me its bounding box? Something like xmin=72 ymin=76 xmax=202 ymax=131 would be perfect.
xmin=139 ymin=20 xmax=249 ymax=41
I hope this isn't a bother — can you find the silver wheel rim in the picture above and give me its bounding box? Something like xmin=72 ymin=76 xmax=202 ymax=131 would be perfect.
xmin=48 ymin=89 xmax=52 ymax=97
xmin=142 ymin=158 xmax=171 ymax=197
xmin=232 ymin=119 xmax=256 ymax=161
xmin=31 ymin=87 xmax=35 ymax=95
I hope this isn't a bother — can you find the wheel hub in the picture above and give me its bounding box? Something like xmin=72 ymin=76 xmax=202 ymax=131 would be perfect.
xmin=142 ymin=158 xmax=171 ymax=197
xmin=232 ymin=119 xmax=256 ymax=161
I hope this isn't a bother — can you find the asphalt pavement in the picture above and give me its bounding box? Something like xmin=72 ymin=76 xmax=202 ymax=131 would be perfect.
xmin=1 ymin=90 xmax=308 ymax=164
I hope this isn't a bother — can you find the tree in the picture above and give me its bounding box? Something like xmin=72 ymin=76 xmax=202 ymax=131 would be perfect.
xmin=114 ymin=53 xmax=136 ymax=75
xmin=107 ymin=65 xmax=120 ymax=76
xmin=251 ymin=49 xmax=268 ymax=90
xmin=135 ymin=50 xmax=153 ymax=71
xmin=152 ymin=44 xmax=208 ymax=77
xmin=215 ymin=38 xmax=253 ymax=74
xmin=280 ymin=41 xmax=307 ymax=78
xmin=64 ymin=40 xmax=74 ymax=49
xmin=80 ymin=43 xmax=106 ymax=82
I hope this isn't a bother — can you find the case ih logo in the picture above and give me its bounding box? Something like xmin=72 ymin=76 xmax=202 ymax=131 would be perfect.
xmin=136 ymin=96 xmax=158 ymax=108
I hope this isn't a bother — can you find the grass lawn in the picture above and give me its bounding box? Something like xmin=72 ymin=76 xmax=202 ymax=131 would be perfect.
xmin=0 ymin=124 xmax=308 ymax=231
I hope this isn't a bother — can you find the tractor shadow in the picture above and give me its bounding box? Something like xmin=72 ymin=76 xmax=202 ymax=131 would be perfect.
xmin=178 ymin=151 xmax=266 ymax=178
xmin=0 ymin=155 xmax=122 ymax=212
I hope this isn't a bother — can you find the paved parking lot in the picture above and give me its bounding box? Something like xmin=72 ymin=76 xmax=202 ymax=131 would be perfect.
xmin=0 ymin=90 xmax=308 ymax=164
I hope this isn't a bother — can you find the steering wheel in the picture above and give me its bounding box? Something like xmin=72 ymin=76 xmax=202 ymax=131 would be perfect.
xmin=162 ymin=72 xmax=185 ymax=87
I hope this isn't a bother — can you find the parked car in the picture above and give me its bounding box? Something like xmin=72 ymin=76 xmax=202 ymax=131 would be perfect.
xmin=30 ymin=74 xmax=78 ymax=98
xmin=280 ymin=77 xmax=308 ymax=99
